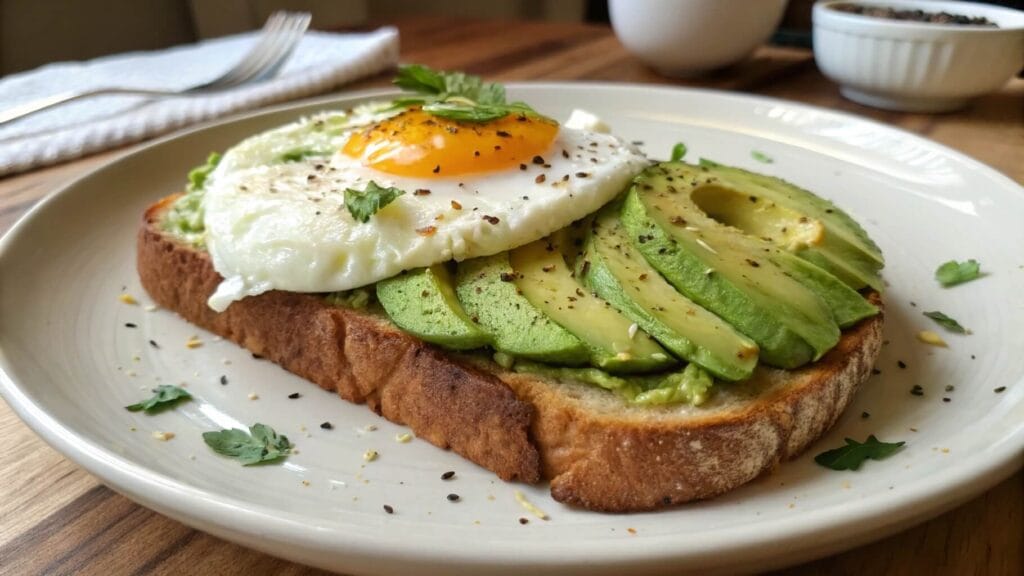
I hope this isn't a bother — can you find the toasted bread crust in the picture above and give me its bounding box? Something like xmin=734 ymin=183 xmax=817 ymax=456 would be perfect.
xmin=501 ymin=293 xmax=882 ymax=511
xmin=138 ymin=196 xmax=882 ymax=512
xmin=139 ymin=196 xmax=541 ymax=483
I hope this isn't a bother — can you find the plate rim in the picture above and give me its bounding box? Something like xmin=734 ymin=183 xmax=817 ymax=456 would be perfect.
xmin=1 ymin=82 xmax=1022 ymax=573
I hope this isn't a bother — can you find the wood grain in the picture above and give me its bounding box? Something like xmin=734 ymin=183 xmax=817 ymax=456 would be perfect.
xmin=0 ymin=17 xmax=1021 ymax=576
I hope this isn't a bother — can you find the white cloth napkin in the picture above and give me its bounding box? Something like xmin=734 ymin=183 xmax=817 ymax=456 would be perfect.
xmin=0 ymin=27 xmax=400 ymax=176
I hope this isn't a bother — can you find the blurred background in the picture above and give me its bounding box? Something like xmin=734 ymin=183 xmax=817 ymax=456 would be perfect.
xmin=0 ymin=0 xmax=1021 ymax=76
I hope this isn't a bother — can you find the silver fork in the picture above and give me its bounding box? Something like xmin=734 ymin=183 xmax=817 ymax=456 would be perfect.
xmin=0 ymin=11 xmax=311 ymax=127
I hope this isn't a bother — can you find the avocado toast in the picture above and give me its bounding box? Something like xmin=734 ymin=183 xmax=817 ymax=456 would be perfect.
xmin=138 ymin=67 xmax=884 ymax=512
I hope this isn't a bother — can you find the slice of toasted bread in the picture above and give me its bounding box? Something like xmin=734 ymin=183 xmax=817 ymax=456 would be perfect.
xmin=138 ymin=195 xmax=883 ymax=512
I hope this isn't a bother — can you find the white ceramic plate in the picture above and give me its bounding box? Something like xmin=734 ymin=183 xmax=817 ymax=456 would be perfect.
xmin=1 ymin=85 xmax=1022 ymax=576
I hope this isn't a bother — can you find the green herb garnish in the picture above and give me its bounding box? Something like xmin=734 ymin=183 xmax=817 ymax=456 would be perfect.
xmin=393 ymin=64 xmax=447 ymax=93
xmin=125 ymin=385 xmax=192 ymax=413
xmin=923 ymin=310 xmax=968 ymax=334
xmin=698 ymin=157 xmax=722 ymax=168
xmin=202 ymin=423 xmax=293 ymax=465
xmin=751 ymin=150 xmax=773 ymax=164
xmin=814 ymin=435 xmax=905 ymax=471
xmin=935 ymin=259 xmax=982 ymax=287
xmin=421 ymin=100 xmax=535 ymax=123
xmin=186 ymin=152 xmax=221 ymax=192
xmin=278 ymin=148 xmax=329 ymax=163
xmin=344 ymin=181 xmax=406 ymax=223
xmin=392 ymin=64 xmax=544 ymax=123
xmin=670 ymin=142 xmax=687 ymax=162
xmin=395 ymin=64 xmax=506 ymax=105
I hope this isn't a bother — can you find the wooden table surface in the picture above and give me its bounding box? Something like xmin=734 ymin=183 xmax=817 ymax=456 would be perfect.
xmin=0 ymin=17 xmax=1021 ymax=576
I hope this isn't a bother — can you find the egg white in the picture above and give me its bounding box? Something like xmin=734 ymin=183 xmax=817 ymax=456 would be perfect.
xmin=202 ymin=106 xmax=649 ymax=311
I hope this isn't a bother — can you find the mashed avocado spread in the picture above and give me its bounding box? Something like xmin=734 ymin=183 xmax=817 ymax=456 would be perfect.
xmin=506 ymin=355 xmax=713 ymax=406
xmin=163 ymin=152 xmax=220 ymax=246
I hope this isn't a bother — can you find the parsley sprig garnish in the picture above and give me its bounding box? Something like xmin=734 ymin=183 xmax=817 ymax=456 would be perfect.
xmin=394 ymin=65 xmax=506 ymax=104
xmin=345 ymin=181 xmax=405 ymax=223
xmin=392 ymin=64 xmax=545 ymax=123
xmin=278 ymin=148 xmax=329 ymax=163
xmin=202 ymin=423 xmax=293 ymax=466
xmin=923 ymin=310 xmax=968 ymax=334
xmin=935 ymin=259 xmax=981 ymax=287
xmin=814 ymin=435 xmax=905 ymax=471
xmin=125 ymin=385 xmax=192 ymax=413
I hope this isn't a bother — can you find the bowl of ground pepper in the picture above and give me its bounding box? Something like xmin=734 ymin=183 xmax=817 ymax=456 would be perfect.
xmin=813 ymin=0 xmax=1024 ymax=112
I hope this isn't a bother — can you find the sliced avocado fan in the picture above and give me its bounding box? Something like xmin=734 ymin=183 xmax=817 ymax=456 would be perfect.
xmin=375 ymin=160 xmax=881 ymax=380
xmin=694 ymin=161 xmax=884 ymax=291
xmin=580 ymin=202 xmax=759 ymax=381
xmin=621 ymin=163 xmax=841 ymax=368
xmin=455 ymin=253 xmax=590 ymax=365
xmin=377 ymin=264 xmax=490 ymax=350
xmin=510 ymin=237 xmax=676 ymax=374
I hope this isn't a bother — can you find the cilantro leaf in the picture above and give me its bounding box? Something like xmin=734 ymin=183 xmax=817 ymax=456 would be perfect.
xmin=935 ymin=259 xmax=982 ymax=287
xmin=923 ymin=310 xmax=968 ymax=334
xmin=475 ymin=81 xmax=506 ymax=106
xmin=391 ymin=64 xmax=542 ymax=123
xmin=393 ymin=64 xmax=506 ymax=104
xmin=432 ymin=101 xmax=540 ymax=122
xmin=344 ymin=181 xmax=406 ymax=223
xmin=670 ymin=142 xmax=687 ymax=162
xmin=751 ymin=150 xmax=773 ymax=164
xmin=278 ymin=148 xmax=329 ymax=163
xmin=186 ymin=152 xmax=221 ymax=192
xmin=421 ymin=101 xmax=510 ymax=122
xmin=393 ymin=64 xmax=447 ymax=94
xmin=125 ymin=385 xmax=192 ymax=413
xmin=814 ymin=435 xmax=905 ymax=471
xmin=202 ymin=423 xmax=292 ymax=466
xmin=441 ymin=70 xmax=504 ymax=104
xmin=698 ymin=157 xmax=723 ymax=168
xmin=387 ymin=96 xmax=432 ymax=109
xmin=422 ymin=100 xmax=536 ymax=122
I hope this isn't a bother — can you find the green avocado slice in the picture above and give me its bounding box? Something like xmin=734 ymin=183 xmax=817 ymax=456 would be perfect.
xmin=455 ymin=253 xmax=590 ymax=365
xmin=509 ymin=238 xmax=676 ymax=374
xmin=695 ymin=162 xmax=884 ymax=291
xmin=377 ymin=264 xmax=490 ymax=350
xmin=770 ymin=249 xmax=878 ymax=328
xmin=675 ymin=166 xmax=876 ymax=327
xmin=580 ymin=204 xmax=759 ymax=381
xmin=622 ymin=164 xmax=842 ymax=368
xmin=687 ymin=179 xmax=878 ymax=327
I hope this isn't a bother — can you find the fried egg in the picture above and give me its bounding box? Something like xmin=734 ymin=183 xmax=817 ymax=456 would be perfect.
xmin=202 ymin=104 xmax=648 ymax=311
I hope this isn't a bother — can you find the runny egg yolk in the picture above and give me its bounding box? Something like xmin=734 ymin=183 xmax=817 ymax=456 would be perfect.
xmin=342 ymin=108 xmax=558 ymax=178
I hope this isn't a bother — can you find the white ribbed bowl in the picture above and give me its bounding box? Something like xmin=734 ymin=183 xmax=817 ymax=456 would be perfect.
xmin=813 ymin=0 xmax=1024 ymax=112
